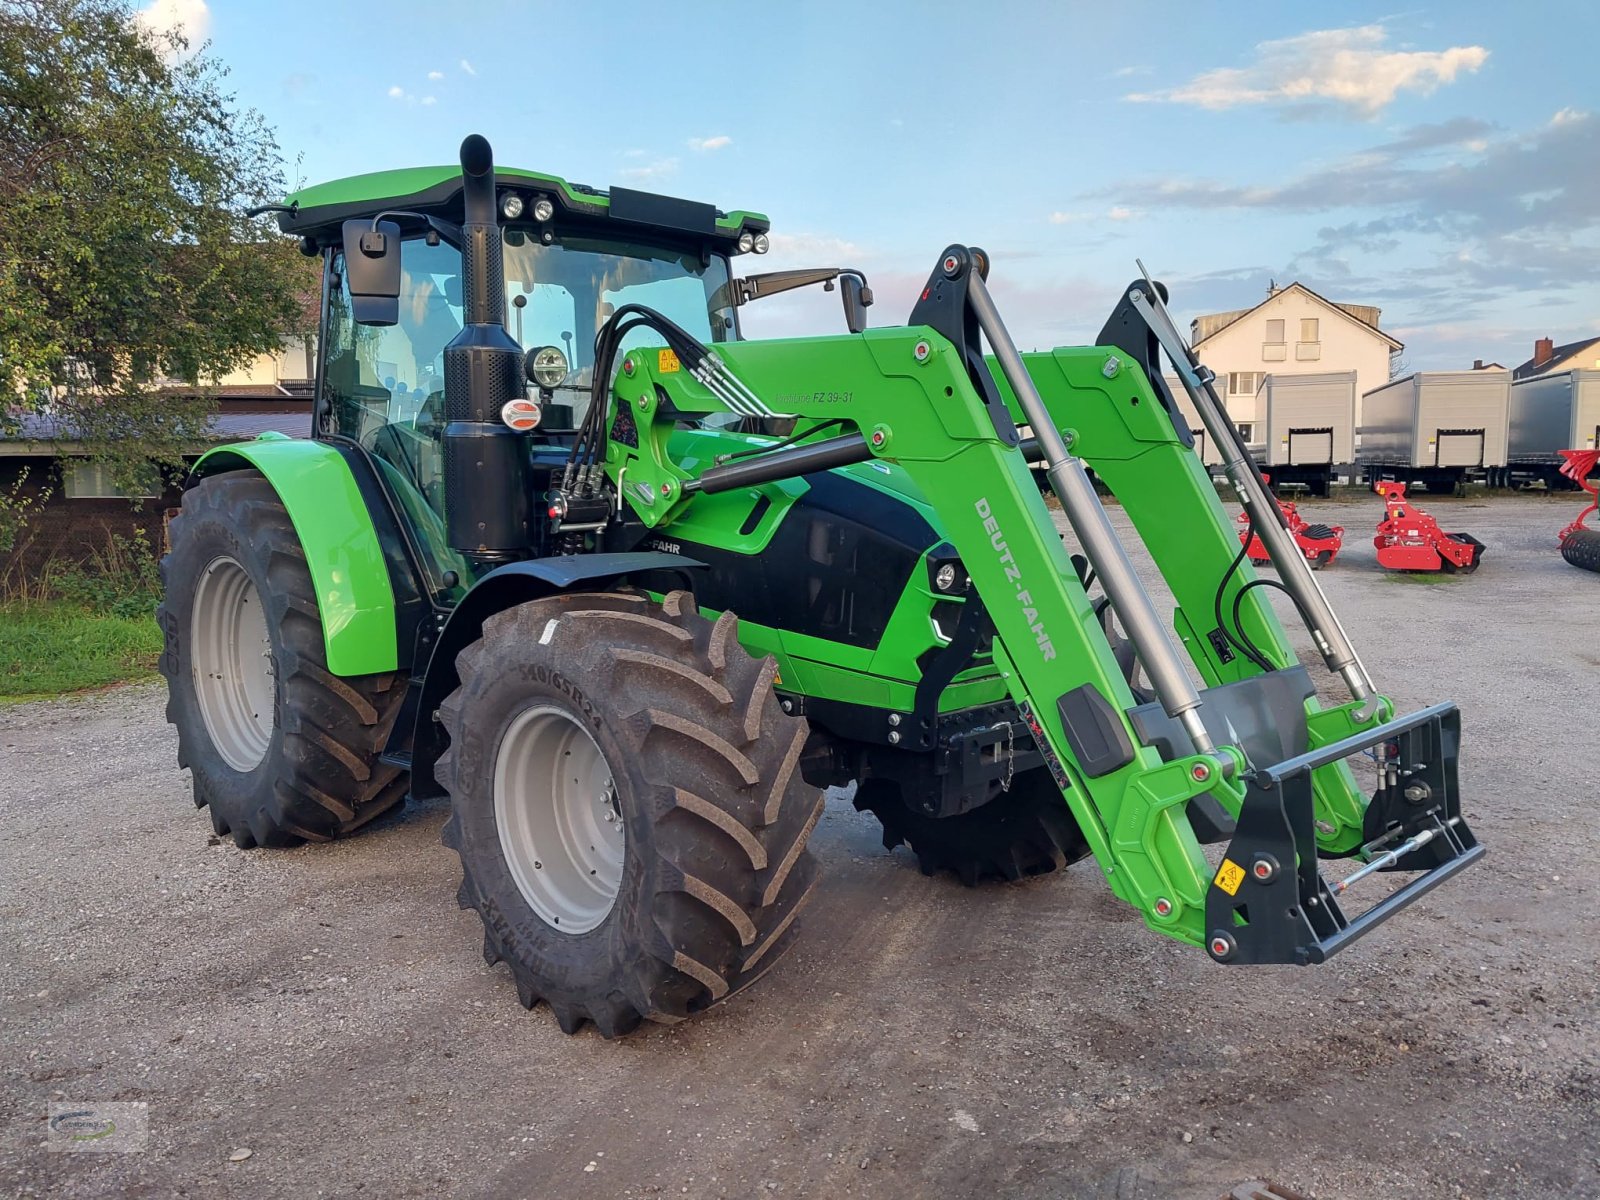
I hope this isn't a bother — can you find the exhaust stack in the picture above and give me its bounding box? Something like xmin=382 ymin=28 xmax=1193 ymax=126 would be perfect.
xmin=442 ymin=133 xmax=530 ymax=567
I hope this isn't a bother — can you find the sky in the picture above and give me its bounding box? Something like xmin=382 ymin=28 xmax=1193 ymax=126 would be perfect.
xmin=140 ymin=0 xmax=1600 ymax=370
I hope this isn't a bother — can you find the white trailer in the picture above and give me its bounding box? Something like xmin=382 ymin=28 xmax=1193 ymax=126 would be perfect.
xmin=1259 ymin=371 xmax=1356 ymax=496
xmin=1507 ymin=369 xmax=1600 ymax=487
xmin=1359 ymin=369 xmax=1512 ymax=492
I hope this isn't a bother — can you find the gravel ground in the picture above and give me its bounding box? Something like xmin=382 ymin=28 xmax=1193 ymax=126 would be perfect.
xmin=1 ymin=494 xmax=1596 ymax=1200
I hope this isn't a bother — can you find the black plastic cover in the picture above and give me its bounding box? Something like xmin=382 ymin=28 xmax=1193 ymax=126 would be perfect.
xmin=1056 ymin=683 xmax=1137 ymax=777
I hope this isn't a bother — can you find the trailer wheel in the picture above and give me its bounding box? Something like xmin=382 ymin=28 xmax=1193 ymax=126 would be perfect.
xmin=438 ymin=590 xmax=822 ymax=1036
xmin=1561 ymin=529 xmax=1600 ymax=573
xmin=158 ymin=471 xmax=409 ymax=848
xmin=854 ymin=769 xmax=1089 ymax=885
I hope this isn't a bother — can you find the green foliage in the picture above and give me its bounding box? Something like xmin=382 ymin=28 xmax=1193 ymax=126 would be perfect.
xmin=0 ymin=599 xmax=162 ymax=698
xmin=0 ymin=0 xmax=312 ymax=488
xmin=0 ymin=464 xmax=51 ymax=554
xmin=51 ymin=527 xmax=162 ymax=617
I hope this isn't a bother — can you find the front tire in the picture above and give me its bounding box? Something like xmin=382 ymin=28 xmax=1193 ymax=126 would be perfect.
xmin=158 ymin=471 xmax=409 ymax=847
xmin=438 ymin=590 xmax=823 ymax=1037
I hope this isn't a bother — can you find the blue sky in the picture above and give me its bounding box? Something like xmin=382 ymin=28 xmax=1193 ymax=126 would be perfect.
xmin=147 ymin=0 xmax=1599 ymax=369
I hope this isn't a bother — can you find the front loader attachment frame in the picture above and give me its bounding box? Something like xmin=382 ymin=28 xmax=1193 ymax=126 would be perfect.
xmin=1206 ymin=702 xmax=1482 ymax=964
xmin=602 ymin=244 xmax=1481 ymax=965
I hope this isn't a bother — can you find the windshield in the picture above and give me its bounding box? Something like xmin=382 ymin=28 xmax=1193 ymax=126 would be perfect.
xmin=322 ymin=231 xmax=737 ymax=542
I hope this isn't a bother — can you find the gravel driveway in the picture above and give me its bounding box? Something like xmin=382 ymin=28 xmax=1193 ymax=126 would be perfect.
xmin=2 ymin=494 xmax=1596 ymax=1199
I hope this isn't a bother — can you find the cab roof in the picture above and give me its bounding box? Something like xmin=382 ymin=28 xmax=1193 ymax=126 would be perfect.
xmin=277 ymin=164 xmax=769 ymax=251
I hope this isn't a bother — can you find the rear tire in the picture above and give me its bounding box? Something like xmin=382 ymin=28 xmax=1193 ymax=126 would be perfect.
xmin=158 ymin=471 xmax=409 ymax=848
xmin=854 ymin=768 xmax=1088 ymax=885
xmin=438 ymin=590 xmax=823 ymax=1036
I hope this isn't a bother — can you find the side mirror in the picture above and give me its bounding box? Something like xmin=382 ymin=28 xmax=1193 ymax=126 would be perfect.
xmin=839 ymin=273 xmax=874 ymax=335
xmin=341 ymin=218 xmax=403 ymax=326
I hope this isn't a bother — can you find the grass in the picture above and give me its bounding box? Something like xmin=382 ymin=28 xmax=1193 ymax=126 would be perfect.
xmin=1380 ymin=570 xmax=1469 ymax=585
xmin=0 ymin=600 xmax=163 ymax=701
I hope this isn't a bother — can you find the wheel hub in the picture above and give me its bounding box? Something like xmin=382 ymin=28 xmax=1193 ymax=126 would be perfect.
xmin=493 ymin=705 xmax=624 ymax=934
xmin=190 ymin=555 xmax=274 ymax=772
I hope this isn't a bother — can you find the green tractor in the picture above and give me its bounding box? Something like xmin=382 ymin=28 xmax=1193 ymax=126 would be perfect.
xmin=158 ymin=135 xmax=1481 ymax=1037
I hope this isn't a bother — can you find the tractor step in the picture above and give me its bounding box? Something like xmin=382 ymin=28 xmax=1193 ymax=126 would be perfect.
xmin=1204 ymin=701 xmax=1482 ymax=965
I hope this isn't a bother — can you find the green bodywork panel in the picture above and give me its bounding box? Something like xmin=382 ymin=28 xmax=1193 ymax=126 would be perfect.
xmin=283 ymin=165 xmax=766 ymax=235
xmin=190 ymin=434 xmax=399 ymax=676
xmin=605 ymin=327 xmax=1393 ymax=949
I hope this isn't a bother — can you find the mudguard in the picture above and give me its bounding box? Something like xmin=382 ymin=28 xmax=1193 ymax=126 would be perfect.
xmin=189 ymin=433 xmax=399 ymax=676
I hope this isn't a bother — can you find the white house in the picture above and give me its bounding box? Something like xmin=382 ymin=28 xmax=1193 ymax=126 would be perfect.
xmin=1189 ymin=282 xmax=1402 ymax=443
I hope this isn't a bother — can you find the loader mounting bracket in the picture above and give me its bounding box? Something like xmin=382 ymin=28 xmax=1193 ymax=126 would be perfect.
xmin=1205 ymin=702 xmax=1482 ymax=965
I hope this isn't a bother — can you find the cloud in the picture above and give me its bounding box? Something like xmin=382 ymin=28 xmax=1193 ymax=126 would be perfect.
xmin=427 ymin=70 xmax=445 ymax=82
xmin=459 ymin=59 xmax=477 ymax=76
xmin=387 ymin=85 xmax=405 ymax=99
xmin=688 ymin=135 xmax=733 ymax=153
xmin=619 ymin=158 xmax=679 ymax=183
xmin=1127 ymin=24 xmax=1488 ymax=117
xmin=421 ymin=96 xmax=437 ymax=107
xmin=132 ymin=0 xmax=210 ymax=58
xmin=1099 ymin=109 xmax=1600 ymax=323
xmin=1048 ymin=208 xmax=1134 ymax=225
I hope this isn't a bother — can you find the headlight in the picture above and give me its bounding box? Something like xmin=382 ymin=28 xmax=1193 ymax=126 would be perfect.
xmin=500 ymin=192 xmax=524 ymax=220
xmin=532 ymin=196 xmax=554 ymax=223
xmin=527 ymin=344 xmax=569 ymax=389
xmin=737 ymin=231 xmax=754 ymax=254
xmin=753 ymin=232 xmax=770 ymax=254
xmin=934 ymin=563 xmax=959 ymax=592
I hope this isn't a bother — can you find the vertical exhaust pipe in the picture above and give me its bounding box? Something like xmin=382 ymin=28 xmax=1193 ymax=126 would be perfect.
xmin=443 ymin=133 xmax=530 ymax=567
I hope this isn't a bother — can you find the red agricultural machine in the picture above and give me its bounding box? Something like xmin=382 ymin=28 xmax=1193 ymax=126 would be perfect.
xmin=1558 ymin=449 xmax=1600 ymax=573
xmin=1236 ymin=485 xmax=1343 ymax=569
xmin=1372 ymin=481 xmax=1485 ymax=573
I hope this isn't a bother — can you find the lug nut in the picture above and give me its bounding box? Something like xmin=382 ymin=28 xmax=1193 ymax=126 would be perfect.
xmin=887 ymin=730 xmax=901 ymax=744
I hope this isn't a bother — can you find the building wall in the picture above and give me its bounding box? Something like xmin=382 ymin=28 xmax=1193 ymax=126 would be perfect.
xmin=1191 ymin=290 xmax=1395 ymax=435
xmin=0 ymin=457 xmax=179 ymax=587
xmin=212 ymin=335 xmax=315 ymax=389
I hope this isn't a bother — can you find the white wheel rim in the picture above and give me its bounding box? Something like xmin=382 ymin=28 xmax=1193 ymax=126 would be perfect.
xmin=190 ymin=555 xmax=275 ymax=772
xmin=493 ymin=704 xmax=624 ymax=934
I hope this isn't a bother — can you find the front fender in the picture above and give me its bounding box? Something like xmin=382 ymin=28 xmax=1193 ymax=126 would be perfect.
xmin=190 ymin=434 xmax=398 ymax=676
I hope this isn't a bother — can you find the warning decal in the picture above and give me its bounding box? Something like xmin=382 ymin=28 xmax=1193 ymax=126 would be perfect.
xmin=1214 ymin=858 xmax=1246 ymax=896
xmin=658 ymin=348 xmax=681 ymax=373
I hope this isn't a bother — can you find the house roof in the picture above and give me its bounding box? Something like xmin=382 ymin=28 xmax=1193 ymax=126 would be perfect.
xmin=0 ymin=409 xmax=311 ymax=456
xmin=1513 ymin=335 xmax=1600 ymax=380
xmin=1191 ymin=282 xmax=1403 ymax=352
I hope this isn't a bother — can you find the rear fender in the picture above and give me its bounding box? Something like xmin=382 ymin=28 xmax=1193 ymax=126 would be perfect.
xmin=188 ymin=435 xmax=400 ymax=676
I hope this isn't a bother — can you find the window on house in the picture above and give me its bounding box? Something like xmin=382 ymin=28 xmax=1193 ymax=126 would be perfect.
xmin=1300 ymin=318 xmax=1319 ymax=342
xmin=62 ymin=461 xmax=162 ymax=499
xmin=1236 ymin=423 xmax=1255 ymax=442
xmin=1228 ymin=371 xmax=1264 ymax=395
xmin=1265 ymin=319 xmax=1284 ymax=341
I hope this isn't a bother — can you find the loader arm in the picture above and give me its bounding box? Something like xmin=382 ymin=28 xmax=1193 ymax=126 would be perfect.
xmin=603 ymin=246 xmax=1481 ymax=964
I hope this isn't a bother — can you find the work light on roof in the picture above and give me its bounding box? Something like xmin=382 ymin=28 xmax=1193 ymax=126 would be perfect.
xmin=753 ymin=232 xmax=770 ymax=254
xmin=531 ymin=196 xmax=554 ymax=223
xmin=500 ymin=192 xmax=524 ymax=220
xmin=737 ymin=231 xmax=754 ymax=254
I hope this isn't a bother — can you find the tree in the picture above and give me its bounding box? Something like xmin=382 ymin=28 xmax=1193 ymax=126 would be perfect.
xmin=0 ymin=0 xmax=309 ymax=513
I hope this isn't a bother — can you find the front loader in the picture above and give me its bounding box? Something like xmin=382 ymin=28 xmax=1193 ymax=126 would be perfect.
xmin=158 ymin=135 xmax=1481 ymax=1036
